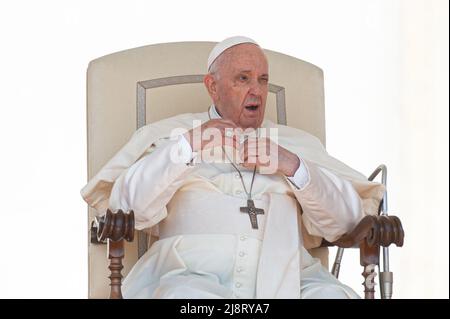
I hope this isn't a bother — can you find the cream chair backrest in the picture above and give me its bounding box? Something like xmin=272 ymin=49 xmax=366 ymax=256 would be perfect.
xmin=86 ymin=41 xmax=327 ymax=298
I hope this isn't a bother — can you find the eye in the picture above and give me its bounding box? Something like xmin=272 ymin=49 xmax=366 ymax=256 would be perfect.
xmin=239 ymin=74 xmax=248 ymax=82
xmin=260 ymin=77 xmax=269 ymax=84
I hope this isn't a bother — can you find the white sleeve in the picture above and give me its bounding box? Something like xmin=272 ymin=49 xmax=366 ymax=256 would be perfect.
xmin=288 ymin=159 xmax=364 ymax=242
xmin=109 ymin=135 xmax=196 ymax=229
xmin=178 ymin=133 xmax=198 ymax=164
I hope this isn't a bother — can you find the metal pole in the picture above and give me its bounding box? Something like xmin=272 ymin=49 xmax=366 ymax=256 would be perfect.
xmin=369 ymin=164 xmax=393 ymax=299
xmin=332 ymin=247 xmax=345 ymax=278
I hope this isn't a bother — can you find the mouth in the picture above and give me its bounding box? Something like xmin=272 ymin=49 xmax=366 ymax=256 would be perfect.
xmin=244 ymin=103 xmax=260 ymax=112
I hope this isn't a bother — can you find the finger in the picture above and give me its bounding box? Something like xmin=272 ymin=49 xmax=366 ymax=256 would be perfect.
xmin=223 ymin=136 xmax=239 ymax=150
xmin=214 ymin=119 xmax=238 ymax=129
xmin=222 ymin=127 xmax=236 ymax=140
xmin=239 ymin=141 xmax=256 ymax=159
xmin=241 ymin=148 xmax=258 ymax=165
xmin=204 ymin=120 xmax=236 ymax=134
xmin=239 ymin=140 xmax=247 ymax=161
xmin=239 ymin=137 xmax=258 ymax=152
xmin=217 ymin=118 xmax=238 ymax=126
xmin=241 ymin=161 xmax=257 ymax=170
xmin=238 ymin=138 xmax=248 ymax=152
xmin=242 ymin=138 xmax=259 ymax=154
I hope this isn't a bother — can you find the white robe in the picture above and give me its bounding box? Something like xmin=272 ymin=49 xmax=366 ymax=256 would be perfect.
xmin=82 ymin=108 xmax=385 ymax=299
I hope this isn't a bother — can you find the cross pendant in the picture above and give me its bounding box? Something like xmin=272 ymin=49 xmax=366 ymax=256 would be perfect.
xmin=240 ymin=199 xmax=265 ymax=229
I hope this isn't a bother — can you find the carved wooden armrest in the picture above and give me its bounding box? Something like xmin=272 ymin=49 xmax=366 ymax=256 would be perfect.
xmin=91 ymin=209 xmax=135 ymax=299
xmin=321 ymin=215 xmax=404 ymax=299
xmin=324 ymin=215 xmax=404 ymax=248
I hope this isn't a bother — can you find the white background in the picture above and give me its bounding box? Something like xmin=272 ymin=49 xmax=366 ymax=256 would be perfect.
xmin=0 ymin=0 xmax=448 ymax=298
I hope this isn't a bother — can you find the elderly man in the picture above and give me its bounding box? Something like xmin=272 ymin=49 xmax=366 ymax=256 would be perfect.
xmin=81 ymin=36 xmax=384 ymax=299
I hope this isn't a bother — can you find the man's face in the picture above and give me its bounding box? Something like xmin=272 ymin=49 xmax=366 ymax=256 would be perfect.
xmin=206 ymin=44 xmax=269 ymax=129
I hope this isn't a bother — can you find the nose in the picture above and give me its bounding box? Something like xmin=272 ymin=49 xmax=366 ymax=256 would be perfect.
xmin=248 ymin=79 xmax=264 ymax=96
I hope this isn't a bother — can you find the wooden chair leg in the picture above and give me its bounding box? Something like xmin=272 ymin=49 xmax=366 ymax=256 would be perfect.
xmin=360 ymin=240 xmax=380 ymax=299
xmin=108 ymin=239 xmax=125 ymax=299
xmin=93 ymin=209 xmax=134 ymax=299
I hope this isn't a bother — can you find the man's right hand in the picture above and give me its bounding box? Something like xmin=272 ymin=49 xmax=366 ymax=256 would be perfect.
xmin=183 ymin=119 xmax=239 ymax=152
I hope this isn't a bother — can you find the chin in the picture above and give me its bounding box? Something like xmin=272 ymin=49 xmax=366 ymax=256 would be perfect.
xmin=240 ymin=118 xmax=262 ymax=129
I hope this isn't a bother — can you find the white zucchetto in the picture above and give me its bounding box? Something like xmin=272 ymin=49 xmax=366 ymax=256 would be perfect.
xmin=207 ymin=36 xmax=259 ymax=71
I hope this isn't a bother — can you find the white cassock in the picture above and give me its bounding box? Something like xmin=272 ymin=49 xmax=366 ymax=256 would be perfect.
xmin=82 ymin=105 xmax=385 ymax=299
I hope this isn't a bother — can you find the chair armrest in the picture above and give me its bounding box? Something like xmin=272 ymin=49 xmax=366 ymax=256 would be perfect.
xmin=91 ymin=209 xmax=135 ymax=299
xmin=322 ymin=215 xmax=404 ymax=248
xmin=321 ymin=215 xmax=404 ymax=299
xmin=92 ymin=209 xmax=135 ymax=243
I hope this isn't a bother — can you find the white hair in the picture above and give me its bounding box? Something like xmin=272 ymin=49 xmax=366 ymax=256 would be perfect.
xmin=208 ymin=54 xmax=224 ymax=80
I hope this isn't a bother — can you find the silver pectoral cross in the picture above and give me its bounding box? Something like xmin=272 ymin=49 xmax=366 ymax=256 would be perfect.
xmin=240 ymin=199 xmax=265 ymax=229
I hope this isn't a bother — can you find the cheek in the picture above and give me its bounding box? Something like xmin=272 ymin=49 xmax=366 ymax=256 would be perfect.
xmin=228 ymin=87 xmax=246 ymax=107
xmin=261 ymin=87 xmax=269 ymax=100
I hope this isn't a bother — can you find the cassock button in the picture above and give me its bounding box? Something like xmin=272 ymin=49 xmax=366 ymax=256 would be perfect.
xmin=235 ymin=282 xmax=242 ymax=288
xmin=239 ymin=251 xmax=245 ymax=257
xmin=240 ymin=236 xmax=247 ymax=241
xmin=236 ymin=267 xmax=243 ymax=273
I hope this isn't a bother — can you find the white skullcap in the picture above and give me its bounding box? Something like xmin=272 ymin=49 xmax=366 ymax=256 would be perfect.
xmin=207 ymin=36 xmax=259 ymax=71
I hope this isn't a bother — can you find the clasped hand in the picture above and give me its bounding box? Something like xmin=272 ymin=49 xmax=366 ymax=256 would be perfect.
xmin=184 ymin=119 xmax=299 ymax=176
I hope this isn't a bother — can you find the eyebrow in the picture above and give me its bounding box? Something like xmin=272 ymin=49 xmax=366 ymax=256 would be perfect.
xmin=237 ymin=70 xmax=269 ymax=77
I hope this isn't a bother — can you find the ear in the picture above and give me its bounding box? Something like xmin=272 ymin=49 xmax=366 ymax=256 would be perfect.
xmin=204 ymin=74 xmax=219 ymax=100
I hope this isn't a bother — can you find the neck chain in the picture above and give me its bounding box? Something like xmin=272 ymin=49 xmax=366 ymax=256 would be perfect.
xmin=225 ymin=148 xmax=257 ymax=201
xmin=207 ymin=106 xmax=265 ymax=229
xmin=207 ymin=106 xmax=256 ymax=198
